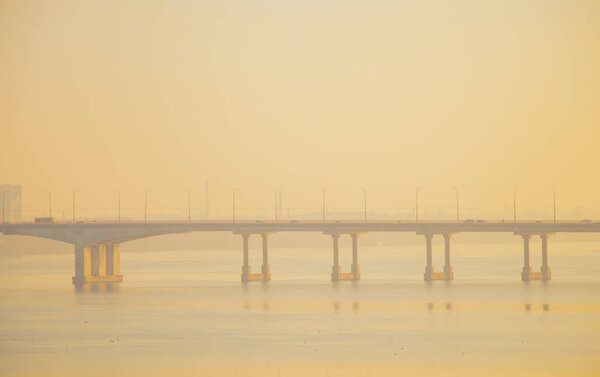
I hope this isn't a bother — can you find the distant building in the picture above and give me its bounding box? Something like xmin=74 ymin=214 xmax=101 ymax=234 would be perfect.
xmin=1 ymin=184 xmax=22 ymax=223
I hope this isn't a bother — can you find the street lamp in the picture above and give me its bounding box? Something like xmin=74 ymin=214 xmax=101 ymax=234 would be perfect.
xmin=322 ymin=187 xmax=329 ymax=223
xmin=113 ymin=189 xmax=120 ymax=222
xmin=270 ymin=188 xmax=278 ymax=221
xmin=550 ymin=187 xmax=556 ymax=223
xmin=72 ymin=189 xmax=79 ymax=223
xmin=452 ymin=187 xmax=459 ymax=222
xmin=145 ymin=188 xmax=151 ymax=224
xmin=184 ymin=189 xmax=191 ymax=222
xmin=359 ymin=187 xmax=367 ymax=222
xmin=43 ymin=191 xmax=52 ymax=218
xmin=513 ymin=186 xmax=522 ymax=224
xmin=416 ymin=186 xmax=422 ymax=224
xmin=232 ymin=188 xmax=239 ymax=223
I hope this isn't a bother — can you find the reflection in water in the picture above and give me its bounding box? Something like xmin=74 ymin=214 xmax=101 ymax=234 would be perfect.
xmin=427 ymin=302 xmax=453 ymax=311
xmin=525 ymin=303 xmax=551 ymax=312
xmin=74 ymin=282 xmax=120 ymax=293
xmin=331 ymin=301 xmax=361 ymax=313
xmin=1 ymin=244 xmax=599 ymax=377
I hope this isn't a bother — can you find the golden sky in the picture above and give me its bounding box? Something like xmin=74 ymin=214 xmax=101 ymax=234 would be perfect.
xmin=1 ymin=0 xmax=599 ymax=220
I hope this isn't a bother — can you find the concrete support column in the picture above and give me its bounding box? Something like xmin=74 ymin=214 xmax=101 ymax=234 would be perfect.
xmin=521 ymin=234 xmax=532 ymax=281
xmin=105 ymin=244 xmax=121 ymax=276
xmin=424 ymin=234 xmax=434 ymax=280
xmin=540 ymin=234 xmax=551 ymax=280
xmin=74 ymin=244 xmax=91 ymax=281
xmin=73 ymin=243 xmax=123 ymax=285
xmin=261 ymin=233 xmax=271 ymax=281
xmin=350 ymin=233 xmax=359 ymax=274
xmin=103 ymin=244 xmax=123 ymax=282
xmin=331 ymin=233 xmax=340 ymax=281
xmin=443 ymin=234 xmax=454 ymax=281
xmin=90 ymin=245 xmax=107 ymax=276
xmin=351 ymin=233 xmax=360 ymax=280
xmin=241 ymin=233 xmax=251 ymax=282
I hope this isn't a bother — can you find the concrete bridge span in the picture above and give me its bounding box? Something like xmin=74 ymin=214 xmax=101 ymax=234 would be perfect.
xmin=1 ymin=220 xmax=599 ymax=285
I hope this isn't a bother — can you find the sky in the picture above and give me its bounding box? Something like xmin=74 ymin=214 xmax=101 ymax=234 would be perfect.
xmin=1 ymin=0 xmax=599 ymax=221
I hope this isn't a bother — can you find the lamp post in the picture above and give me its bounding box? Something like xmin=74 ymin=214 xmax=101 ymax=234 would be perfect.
xmin=322 ymin=187 xmax=329 ymax=223
xmin=232 ymin=188 xmax=239 ymax=223
xmin=359 ymin=187 xmax=367 ymax=222
xmin=44 ymin=191 xmax=52 ymax=218
xmin=113 ymin=189 xmax=120 ymax=222
xmin=72 ymin=189 xmax=79 ymax=223
xmin=184 ymin=189 xmax=191 ymax=222
xmin=416 ymin=186 xmax=422 ymax=224
xmin=550 ymin=187 xmax=556 ymax=223
xmin=452 ymin=187 xmax=459 ymax=222
xmin=513 ymin=186 xmax=522 ymax=224
xmin=270 ymin=188 xmax=278 ymax=221
xmin=145 ymin=188 xmax=151 ymax=224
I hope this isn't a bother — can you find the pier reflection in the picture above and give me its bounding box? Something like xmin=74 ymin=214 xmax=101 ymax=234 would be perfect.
xmin=74 ymin=282 xmax=120 ymax=293
xmin=525 ymin=303 xmax=550 ymax=312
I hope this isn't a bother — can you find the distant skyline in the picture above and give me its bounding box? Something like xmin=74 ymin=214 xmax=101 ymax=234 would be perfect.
xmin=1 ymin=0 xmax=599 ymax=220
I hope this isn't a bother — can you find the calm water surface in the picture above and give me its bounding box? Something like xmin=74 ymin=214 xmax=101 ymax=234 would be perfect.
xmin=1 ymin=238 xmax=599 ymax=376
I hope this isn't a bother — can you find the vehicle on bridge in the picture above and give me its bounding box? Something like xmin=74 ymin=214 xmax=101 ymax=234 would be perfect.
xmin=34 ymin=217 xmax=54 ymax=224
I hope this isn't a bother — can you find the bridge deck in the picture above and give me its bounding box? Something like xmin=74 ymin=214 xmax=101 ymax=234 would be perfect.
xmin=1 ymin=220 xmax=599 ymax=246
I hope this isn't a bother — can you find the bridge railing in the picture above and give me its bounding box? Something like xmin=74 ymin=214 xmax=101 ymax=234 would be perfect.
xmin=4 ymin=219 xmax=598 ymax=225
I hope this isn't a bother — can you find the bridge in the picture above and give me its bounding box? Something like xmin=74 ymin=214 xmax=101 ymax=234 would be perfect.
xmin=1 ymin=220 xmax=599 ymax=284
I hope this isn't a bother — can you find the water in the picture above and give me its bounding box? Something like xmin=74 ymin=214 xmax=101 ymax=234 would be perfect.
xmin=1 ymin=237 xmax=599 ymax=376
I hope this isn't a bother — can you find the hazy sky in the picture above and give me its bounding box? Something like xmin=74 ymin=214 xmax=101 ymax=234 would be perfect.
xmin=1 ymin=0 xmax=599 ymax=220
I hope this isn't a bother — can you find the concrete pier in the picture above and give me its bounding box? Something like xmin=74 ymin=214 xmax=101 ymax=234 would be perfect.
xmin=351 ymin=233 xmax=360 ymax=280
xmin=240 ymin=233 xmax=272 ymax=282
xmin=521 ymin=234 xmax=533 ymax=280
xmin=73 ymin=244 xmax=91 ymax=284
xmin=521 ymin=233 xmax=552 ymax=281
xmin=443 ymin=233 xmax=454 ymax=280
xmin=331 ymin=233 xmax=341 ymax=281
xmin=104 ymin=244 xmax=123 ymax=282
xmin=72 ymin=243 xmax=123 ymax=284
xmin=330 ymin=233 xmax=361 ymax=281
xmin=261 ymin=233 xmax=272 ymax=281
xmin=423 ymin=233 xmax=454 ymax=281
xmin=105 ymin=244 xmax=121 ymax=276
xmin=91 ymin=245 xmax=106 ymax=276
xmin=540 ymin=234 xmax=551 ymax=280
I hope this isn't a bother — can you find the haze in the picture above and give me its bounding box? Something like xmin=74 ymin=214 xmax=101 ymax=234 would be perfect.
xmin=1 ymin=0 xmax=599 ymax=220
